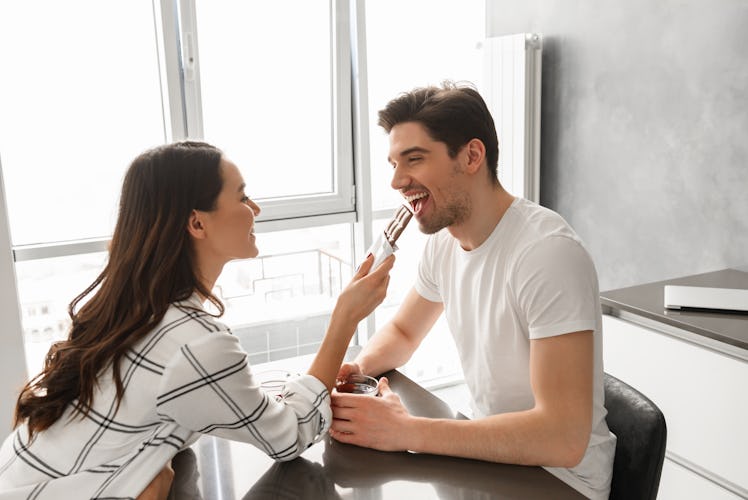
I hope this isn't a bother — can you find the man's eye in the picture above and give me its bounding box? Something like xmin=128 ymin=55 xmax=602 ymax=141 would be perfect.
xmin=409 ymin=156 xmax=422 ymax=162
xmin=241 ymin=195 xmax=250 ymax=203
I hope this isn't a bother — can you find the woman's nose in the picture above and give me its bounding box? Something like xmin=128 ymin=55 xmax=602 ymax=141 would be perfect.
xmin=250 ymin=200 xmax=261 ymax=216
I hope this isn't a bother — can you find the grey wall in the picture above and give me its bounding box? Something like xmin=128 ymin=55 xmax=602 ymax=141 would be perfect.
xmin=487 ymin=0 xmax=748 ymax=291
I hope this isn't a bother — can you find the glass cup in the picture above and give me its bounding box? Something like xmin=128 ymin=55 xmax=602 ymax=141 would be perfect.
xmin=335 ymin=373 xmax=379 ymax=396
xmin=255 ymin=369 xmax=294 ymax=397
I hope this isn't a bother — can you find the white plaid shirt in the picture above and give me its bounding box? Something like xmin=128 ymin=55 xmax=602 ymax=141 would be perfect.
xmin=0 ymin=295 xmax=331 ymax=499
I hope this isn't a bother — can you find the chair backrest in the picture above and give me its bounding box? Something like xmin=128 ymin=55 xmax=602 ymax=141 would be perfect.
xmin=604 ymin=373 xmax=667 ymax=500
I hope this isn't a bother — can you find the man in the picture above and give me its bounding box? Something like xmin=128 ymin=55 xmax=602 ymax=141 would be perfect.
xmin=330 ymin=82 xmax=615 ymax=499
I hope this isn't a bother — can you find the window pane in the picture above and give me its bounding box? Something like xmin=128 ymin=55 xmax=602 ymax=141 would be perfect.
xmin=195 ymin=0 xmax=334 ymax=200
xmin=15 ymin=252 xmax=108 ymax=377
xmin=214 ymin=224 xmax=353 ymax=364
xmin=0 ymin=1 xmax=166 ymax=246
xmin=365 ymin=0 xmax=485 ymax=211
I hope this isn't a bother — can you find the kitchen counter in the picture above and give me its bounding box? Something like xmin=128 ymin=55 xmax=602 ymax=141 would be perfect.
xmin=600 ymin=268 xmax=748 ymax=498
xmin=601 ymin=268 xmax=748 ymax=354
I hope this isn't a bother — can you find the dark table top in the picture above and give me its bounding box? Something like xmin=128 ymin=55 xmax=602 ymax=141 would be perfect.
xmin=600 ymin=268 xmax=748 ymax=351
xmin=169 ymin=349 xmax=585 ymax=499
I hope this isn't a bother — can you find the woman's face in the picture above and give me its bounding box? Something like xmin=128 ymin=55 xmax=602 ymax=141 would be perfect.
xmin=197 ymin=157 xmax=261 ymax=264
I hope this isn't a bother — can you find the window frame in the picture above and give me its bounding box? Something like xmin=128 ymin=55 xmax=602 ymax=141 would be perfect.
xmin=0 ymin=157 xmax=28 ymax=436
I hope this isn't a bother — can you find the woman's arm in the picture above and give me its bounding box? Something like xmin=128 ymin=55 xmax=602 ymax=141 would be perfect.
xmin=307 ymin=254 xmax=394 ymax=392
xmin=156 ymin=256 xmax=394 ymax=461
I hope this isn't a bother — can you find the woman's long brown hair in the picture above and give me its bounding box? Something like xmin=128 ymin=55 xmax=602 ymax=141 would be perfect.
xmin=14 ymin=141 xmax=226 ymax=437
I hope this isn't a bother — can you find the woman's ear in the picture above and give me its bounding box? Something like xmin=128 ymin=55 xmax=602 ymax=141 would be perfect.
xmin=187 ymin=210 xmax=206 ymax=239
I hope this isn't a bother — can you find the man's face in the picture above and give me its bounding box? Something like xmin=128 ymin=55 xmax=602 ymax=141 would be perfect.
xmin=388 ymin=121 xmax=470 ymax=235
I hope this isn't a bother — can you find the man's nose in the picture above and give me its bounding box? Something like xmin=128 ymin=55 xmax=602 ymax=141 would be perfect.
xmin=390 ymin=163 xmax=407 ymax=191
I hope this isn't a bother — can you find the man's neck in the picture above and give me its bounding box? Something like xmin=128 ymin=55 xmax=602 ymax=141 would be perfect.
xmin=448 ymin=185 xmax=515 ymax=251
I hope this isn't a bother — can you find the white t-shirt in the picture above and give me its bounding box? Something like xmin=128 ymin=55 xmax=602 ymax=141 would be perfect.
xmin=415 ymin=197 xmax=615 ymax=500
xmin=0 ymin=295 xmax=331 ymax=499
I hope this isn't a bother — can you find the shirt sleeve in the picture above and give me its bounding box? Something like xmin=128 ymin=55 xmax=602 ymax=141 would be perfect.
xmin=511 ymin=235 xmax=600 ymax=339
xmin=156 ymin=332 xmax=331 ymax=461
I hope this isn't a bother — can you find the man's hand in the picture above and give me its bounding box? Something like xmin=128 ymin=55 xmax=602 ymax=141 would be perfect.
xmin=329 ymin=377 xmax=415 ymax=451
xmin=137 ymin=462 xmax=174 ymax=500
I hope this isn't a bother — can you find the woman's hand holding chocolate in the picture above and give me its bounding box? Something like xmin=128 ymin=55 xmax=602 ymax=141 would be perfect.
xmin=335 ymin=254 xmax=394 ymax=324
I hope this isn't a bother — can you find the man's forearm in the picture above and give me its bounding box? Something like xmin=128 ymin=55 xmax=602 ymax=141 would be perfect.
xmin=408 ymin=330 xmax=592 ymax=467
xmin=405 ymin=408 xmax=589 ymax=468
xmin=356 ymin=322 xmax=419 ymax=376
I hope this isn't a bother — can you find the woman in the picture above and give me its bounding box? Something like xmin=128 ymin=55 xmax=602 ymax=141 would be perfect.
xmin=0 ymin=141 xmax=393 ymax=499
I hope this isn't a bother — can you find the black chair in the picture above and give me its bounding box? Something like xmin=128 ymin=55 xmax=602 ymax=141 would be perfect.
xmin=604 ymin=373 xmax=667 ymax=500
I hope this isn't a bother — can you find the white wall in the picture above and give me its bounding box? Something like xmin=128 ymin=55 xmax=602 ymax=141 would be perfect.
xmin=0 ymin=159 xmax=28 ymax=439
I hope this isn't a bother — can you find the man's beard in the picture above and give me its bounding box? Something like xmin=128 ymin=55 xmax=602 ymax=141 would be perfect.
xmin=418 ymin=190 xmax=470 ymax=234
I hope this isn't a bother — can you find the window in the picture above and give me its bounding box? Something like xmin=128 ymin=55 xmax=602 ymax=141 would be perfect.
xmin=14 ymin=252 xmax=108 ymax=378
xmin=0 ymin=0 xmax=169 ymax=382
xmin=190 ymin=0 xmax=354 ymax=221
xmin=0 ymin=1 xmax=165 ymax=245
xmin=0 ymin=0 xmax=357 ymax=378
xmin=214 ymin=224 xmax=353 ymax=365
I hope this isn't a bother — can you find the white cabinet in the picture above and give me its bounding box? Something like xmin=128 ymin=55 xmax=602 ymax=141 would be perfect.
xmin=659 ymin=459 xmax=743 ymax=500
xmin=602 ymin=314 xmax=748 ymax=499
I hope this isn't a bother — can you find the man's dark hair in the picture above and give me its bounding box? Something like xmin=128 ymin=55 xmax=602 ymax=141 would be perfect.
xmin=377 ymin=81 xmax=500 ymax=185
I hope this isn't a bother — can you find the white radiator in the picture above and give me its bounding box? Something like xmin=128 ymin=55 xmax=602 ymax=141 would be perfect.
xmin=480 ymin=33 xmax=542 ymax=202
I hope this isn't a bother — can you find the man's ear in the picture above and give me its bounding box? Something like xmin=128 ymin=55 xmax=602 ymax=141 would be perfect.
xmin=464 ymin=138 xmax=486 ymax=175
xmin=187 ymin=210 xmax=207 ymax=239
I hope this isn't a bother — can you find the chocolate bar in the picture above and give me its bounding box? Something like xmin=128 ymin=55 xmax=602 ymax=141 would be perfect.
xmin=384 ymin=204 xmax=413 ymax=246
